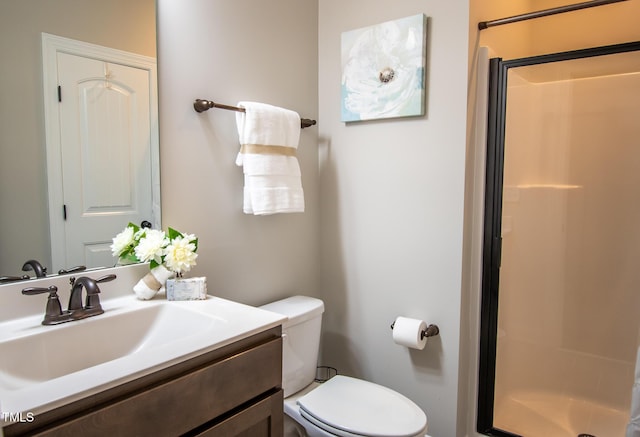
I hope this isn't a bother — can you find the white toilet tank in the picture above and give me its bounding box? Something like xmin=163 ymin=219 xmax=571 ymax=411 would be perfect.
xmin=260 ymin=296 xmax=324 ymax=397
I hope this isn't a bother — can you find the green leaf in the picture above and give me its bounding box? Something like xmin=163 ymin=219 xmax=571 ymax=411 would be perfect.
xmin=127 ymin=222 xmax=141 ymax=233
xmin=120 ymin=252 xmax=140 ymax=264
xmin=167 ymin=227 xmax=183 ymax=240
xmin=150 ymin=259 xmax=159 ymax=270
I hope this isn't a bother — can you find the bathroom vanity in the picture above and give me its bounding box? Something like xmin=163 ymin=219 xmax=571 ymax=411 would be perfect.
xmin=4 ymin=327 xmax=283 ymax=436
xmin=0 ymin=264 xmax=285 ymax=437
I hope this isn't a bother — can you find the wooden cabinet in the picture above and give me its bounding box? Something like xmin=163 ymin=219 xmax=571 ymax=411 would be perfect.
xmin=194 ymin=390 xmax=283 ymax=437
xmin=4 ymin=327 xmax=283 ymax=437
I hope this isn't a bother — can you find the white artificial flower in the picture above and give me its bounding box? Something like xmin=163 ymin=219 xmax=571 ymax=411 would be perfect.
xmin=181 ymin=233 xmax=197 ymax=243
xmin=164 ymin=236 xmax=198 ymax=274
xmin=135 ymin=229 xmax=168 ymax=264
xmin=110 ymin=226 xmax=135 ymax=257
xmin=134 ymin=227 xmax=147 ymax=241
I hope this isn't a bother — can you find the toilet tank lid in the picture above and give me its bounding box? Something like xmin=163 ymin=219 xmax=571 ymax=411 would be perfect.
xmin=260 ymin=295 xmax=324 ymax=328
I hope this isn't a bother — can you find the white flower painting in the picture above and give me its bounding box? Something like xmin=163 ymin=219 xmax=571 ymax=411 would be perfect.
xmin=341 ymin=14 xmax=427 ymax=122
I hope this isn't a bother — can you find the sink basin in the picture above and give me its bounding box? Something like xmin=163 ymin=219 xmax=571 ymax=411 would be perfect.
xmin=0 ymin=293 xmax=285 ymax=419
xmin=0 ymin=303 xmax=218 ymax=390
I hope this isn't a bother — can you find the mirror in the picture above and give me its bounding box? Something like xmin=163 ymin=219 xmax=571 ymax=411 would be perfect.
xmin=0 ymin=0 xmax=157 ymax=279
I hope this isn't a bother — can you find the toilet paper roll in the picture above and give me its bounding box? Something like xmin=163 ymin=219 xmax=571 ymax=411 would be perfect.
xmin=392 ymin=316 xmax=428 ymax=350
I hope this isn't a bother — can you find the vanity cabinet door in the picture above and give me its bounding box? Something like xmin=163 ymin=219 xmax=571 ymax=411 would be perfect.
xmin=194 ymin=389 xmax=283 ymax=437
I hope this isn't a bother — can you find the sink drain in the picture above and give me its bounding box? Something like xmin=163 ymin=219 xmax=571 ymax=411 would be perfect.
xmin=577 ymin=434 xmax=596 ymax=437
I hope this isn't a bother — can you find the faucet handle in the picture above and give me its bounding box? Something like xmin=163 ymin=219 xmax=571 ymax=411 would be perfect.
xmin=84 ymin=274 xmax=117 ymax=296
xmin=95 ymin=274 xmax=117 ymax=287
xmin=21 ymin=285 xmax=58 ymax=296
xmin=83 ymin=274 xmax=116 ymax=314
xmin=69 ymin=274 xmax=116 ymax=288
xmin=22 ymin=285 xmax=69 ymax=325
xmin=0 ymin=275 xmax=30 ymax=283
xmin=58 ymin=265 xmax=87 ymax=275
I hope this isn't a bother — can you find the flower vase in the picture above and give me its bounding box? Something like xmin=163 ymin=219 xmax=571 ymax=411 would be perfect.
xmin=166 ymin=276 xmax=207 ymax=301
xmin=133 ymin=265 xmax=174 ymax=300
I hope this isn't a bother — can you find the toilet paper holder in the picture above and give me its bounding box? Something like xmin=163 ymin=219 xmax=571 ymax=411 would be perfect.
xmin=390 ymin=321 xmax=440 ymax=340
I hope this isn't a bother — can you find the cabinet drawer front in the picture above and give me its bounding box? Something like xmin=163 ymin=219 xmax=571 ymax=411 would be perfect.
xmin=34 ymin=336 xmax=282 ymax=437
xmin=195 ymin=389 xmax=283 ymax=437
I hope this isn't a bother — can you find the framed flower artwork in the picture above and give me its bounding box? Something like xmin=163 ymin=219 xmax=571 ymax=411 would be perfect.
xmin=341 ymin=14 xmax=427 ymax=122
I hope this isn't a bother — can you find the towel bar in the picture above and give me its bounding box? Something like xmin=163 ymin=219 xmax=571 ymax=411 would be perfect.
xmin=194 ymin=99 xmax=316 ymax=129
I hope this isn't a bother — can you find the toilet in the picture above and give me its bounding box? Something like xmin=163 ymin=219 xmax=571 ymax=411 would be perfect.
xmin=260 ymin=295 xmax=428 ymax=437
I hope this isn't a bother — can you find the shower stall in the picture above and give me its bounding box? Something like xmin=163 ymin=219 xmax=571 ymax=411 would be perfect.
xmin=477 ymin=42 xmax=640 ymax=437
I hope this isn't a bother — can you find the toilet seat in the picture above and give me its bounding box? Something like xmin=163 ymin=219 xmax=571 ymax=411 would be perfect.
xmin=296 ymin=375 xmax=427 ymax=437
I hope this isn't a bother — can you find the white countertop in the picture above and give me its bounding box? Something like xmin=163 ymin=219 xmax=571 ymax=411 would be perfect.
xmin=0 ymin=265 xmax=285 ymax=426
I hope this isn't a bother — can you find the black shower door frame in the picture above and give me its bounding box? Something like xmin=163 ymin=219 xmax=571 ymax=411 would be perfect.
xmin=477 ymin=40 xmax=640 ymax=437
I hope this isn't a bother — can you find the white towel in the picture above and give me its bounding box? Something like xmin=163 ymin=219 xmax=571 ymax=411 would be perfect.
xmin=235 ymin=101 xmax=304 ymax=215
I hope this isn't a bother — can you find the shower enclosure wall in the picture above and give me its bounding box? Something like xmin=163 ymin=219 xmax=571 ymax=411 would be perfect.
xmin=478 ymin=44 xmax=640 ymax=437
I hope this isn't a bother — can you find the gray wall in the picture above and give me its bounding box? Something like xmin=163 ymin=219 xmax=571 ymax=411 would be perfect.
xmin=156 ymin=1 xmax=640 ymax=435
xmin=318 ymin=2 xmax=470 ymax=436
xmin=159 ymin=0 xmax=470 ymax=435
xmin=156 ymin=0 xmax=320 ymax=305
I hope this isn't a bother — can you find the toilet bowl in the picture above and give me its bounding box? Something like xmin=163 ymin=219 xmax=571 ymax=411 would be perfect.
xmin=260 ymin=295 xmax=428 ymax=437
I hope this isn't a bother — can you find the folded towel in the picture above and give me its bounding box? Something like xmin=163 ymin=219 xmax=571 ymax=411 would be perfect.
xmin=235 ymin=101 xmax=304 ymax=215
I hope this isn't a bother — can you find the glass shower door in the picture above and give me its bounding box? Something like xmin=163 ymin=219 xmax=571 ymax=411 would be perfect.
xmin=478 ymin=43 xmax=640 ymax=437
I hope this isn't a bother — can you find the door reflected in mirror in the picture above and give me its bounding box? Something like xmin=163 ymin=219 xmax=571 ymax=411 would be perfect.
xmin=0 ymin=0 xmax=158 ymax=279
xmin=43 ymin=34 xmax=160 ymax=271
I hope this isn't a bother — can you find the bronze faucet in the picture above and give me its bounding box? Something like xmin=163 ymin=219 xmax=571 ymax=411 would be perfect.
xmin=22 ymin=274 xmax=117 ymax=325
xmin=22 ymin=259 xmax=47 ymax=278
